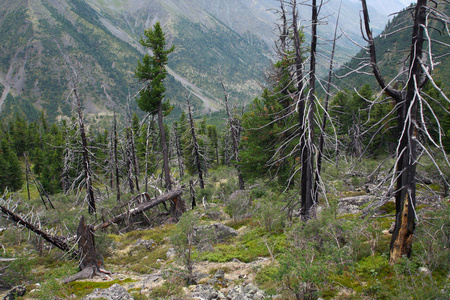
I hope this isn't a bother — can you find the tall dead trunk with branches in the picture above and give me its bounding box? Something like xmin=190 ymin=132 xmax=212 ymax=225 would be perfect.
xmin=360 ymin=0 xmax=449 ymax=264
xmin=186 ymin=94 xmax=205 ymax=190
xmin=73 ymin=84 xmax=95 ymax=214
xmin=290 ymin=0 xmax=318 ymax=219
xmin=219 ymin=71 xmax=245 ymax=190
xmin=113 ymin=111 xmax=121 ymax=202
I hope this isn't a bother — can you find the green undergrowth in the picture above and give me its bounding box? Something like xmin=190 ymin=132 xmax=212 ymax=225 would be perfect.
xmin=68 ymin=278 xmax=135 ymax=298
xmin=201 ymin=228 xmax=287 ymax=263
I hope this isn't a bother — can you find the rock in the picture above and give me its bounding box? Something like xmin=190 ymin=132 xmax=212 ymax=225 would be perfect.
xmin=418 ymin=267 xmax=431 ymax=275
xmin=134 ymin=238 xmax=156 ymax=250
xmin=226 ymin=284 xmax=266 ymax=300
xmin=208 ymin=269 xmax=229 ymax=288
xmin=82 ymin=283 xmax=133 ymax=300
xmin=194 ymin=223 xmax=238 ymax=244
xmin=337 ymin=195 xmax=374 ymax=215
xmin=191 ymin=284 xmax=226 ymax=300
xmin=166 ymin=248 xmax=176 ymax=260
xmin=2 ymin=286 xmax=26 ymax=300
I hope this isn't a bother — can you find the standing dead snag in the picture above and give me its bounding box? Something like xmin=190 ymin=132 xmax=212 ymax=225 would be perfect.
xmin=186 ymin=94 xmax=205 ymax=190
xmin=73 ymin=84 xmax=96 ymax=214
xmin=360 ymin=0 xmax=450 ymax=263
xmin=219 ymin=69 xmax=245 ymax=190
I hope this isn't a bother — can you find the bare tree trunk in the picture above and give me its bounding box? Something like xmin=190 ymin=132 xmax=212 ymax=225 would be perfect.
xmin=186 ymin=95 xmax=205 ymax=189
xmin=219 ymin=71 xmax=245 ymax=190
xmin=189 ymin=178 xmax=196 ymax=209
xmin=125 ymin=128 xmax=135 ymax=194
xmin=291 ymin=0 xmax=313 ymax=219
xmin=0 ymin=204 xmax=73 ymax=254
xmin=73 ymin=85 xmax=95 ymax=214
xmin=113 ymin=111 xmax=121 ymax=202
xmin=360 ymin=0 xmax=428 ymax=264
xmin=158 ymin=101 xmax=172 ymax=191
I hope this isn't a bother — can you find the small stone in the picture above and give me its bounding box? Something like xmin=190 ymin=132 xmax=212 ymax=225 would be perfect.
xmin=82 ymin=283 xmax=133 ymax=300
xmin=166 ymin=248 xmax=176 ymax=259
xmin=418 ymin=267 xmax=431 ymax=275
xmin=134 ymin=238 xmax=156 ymax=250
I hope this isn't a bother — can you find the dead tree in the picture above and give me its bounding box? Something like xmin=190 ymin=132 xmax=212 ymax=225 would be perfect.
xmin=125 ymin=128 xmax=136 ymax=194
xmin=219 ymin=70 xmax=245 ymax=190
xmin=360 ymin=0 xmax=450 ymax=263
xmin=290 ymin=0 xmax=318 ymax=219
xmin=173 ymin=121 xmax=185 ymax=179
xmin=73 ymin=84 xmax=96 ymax=214
xmin=0 ymin=203 xmax=73 ymax=255
xmin=127 ymin=99 xmax=140 ymax=193
xmin=113 ymin=111 xmax=121 ymax=202
xmin=186 ymin=94 xmax=205 ymax=190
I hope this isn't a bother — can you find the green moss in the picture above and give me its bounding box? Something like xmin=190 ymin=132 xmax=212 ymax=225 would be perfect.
xmin=379 ymin=201 xmax=396 ymax=214
xmin=224 ymin=217 xmax=252 ymax=230
xmin=107 ymin=224 xmax=175 ymax=246
xmin=69 ymin=278 xmax=135 ymax=298
xmin=201 ymin=230 xmax=286 ymax=263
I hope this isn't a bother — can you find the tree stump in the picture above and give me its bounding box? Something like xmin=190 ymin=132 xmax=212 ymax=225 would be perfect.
xmin=62 ymin=216 xmax=110 ymax=284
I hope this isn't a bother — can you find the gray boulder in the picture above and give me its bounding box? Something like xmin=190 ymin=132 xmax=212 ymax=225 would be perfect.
xmin=194 ymin=223 xmax=238 ymax=244
xmin=82 ymin=283 xmax=133 ymax=300
xmin=134 ymin=238 xmax=156 ymax=250
xmin=337 ymin=195 xmax=374 ymax=215
xmin=191 ymin=284 xmax=226 ymax=300
xmin=208 ymin=269 xmax=229 ymax=288
xmin=226 ymin=284 xmax=266 ymax=300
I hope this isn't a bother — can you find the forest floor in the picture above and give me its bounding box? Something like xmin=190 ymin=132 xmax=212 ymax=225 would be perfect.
xmin=0 ymin=160 xmax=449 ymax=299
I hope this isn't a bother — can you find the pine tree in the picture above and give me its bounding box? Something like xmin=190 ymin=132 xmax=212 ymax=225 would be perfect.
xmin=135 ymin=22 xmax=175 ymax=191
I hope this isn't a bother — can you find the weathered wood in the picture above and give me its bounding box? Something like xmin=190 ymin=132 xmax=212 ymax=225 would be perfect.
xmin=95 ymin=188 xmax=184 ymax=230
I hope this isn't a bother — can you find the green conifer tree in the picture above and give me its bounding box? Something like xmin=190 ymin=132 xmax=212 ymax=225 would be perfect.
xmin=135 ymin=22 xmax=174 ymax=191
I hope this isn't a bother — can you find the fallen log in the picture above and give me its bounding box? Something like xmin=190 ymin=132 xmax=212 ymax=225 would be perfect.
xmin=95 ymin=188 xmax=185 ymax=230
xmin=0 ymin=204 xmax=75 ymax=256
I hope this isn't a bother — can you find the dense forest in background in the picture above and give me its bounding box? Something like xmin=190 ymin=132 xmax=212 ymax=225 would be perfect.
xmin=0 ymin=1 xmax=449 ymax=299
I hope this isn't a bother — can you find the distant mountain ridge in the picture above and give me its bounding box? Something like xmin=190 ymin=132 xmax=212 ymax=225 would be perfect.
xmin=0 ymin=0 xmax=409 ymax=122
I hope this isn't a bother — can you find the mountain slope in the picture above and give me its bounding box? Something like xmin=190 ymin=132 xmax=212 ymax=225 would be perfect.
xmin=334 ymin=3 xmax=450 ymax=93
xmin=0 ymin=0 xmax=410 ymax=122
